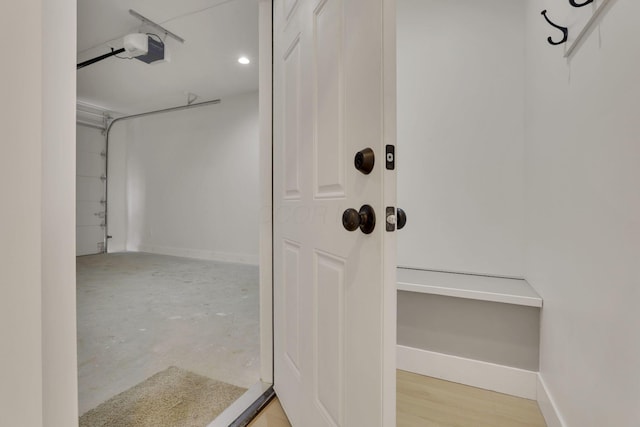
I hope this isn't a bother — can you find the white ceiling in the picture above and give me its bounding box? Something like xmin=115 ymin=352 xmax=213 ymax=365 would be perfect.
xmin=77 ymin=0 xmax=259 ymax=115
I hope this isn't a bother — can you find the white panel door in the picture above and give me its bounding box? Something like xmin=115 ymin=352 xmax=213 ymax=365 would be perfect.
xmin=273 ymin=0 xmax=397 ymax=425
xmin=76 ymin=124 xmax=106 ymax=256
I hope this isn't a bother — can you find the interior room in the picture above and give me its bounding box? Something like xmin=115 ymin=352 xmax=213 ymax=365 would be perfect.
xmin=2 ymin=0 xmax=639 ymax=426
xmin=395 ymin=0 xmax=542 ymax=423
xmin=75 ymin=0 xmax=261 ymax=423
xmin=394 ymin=0 xmax=639 ymax=426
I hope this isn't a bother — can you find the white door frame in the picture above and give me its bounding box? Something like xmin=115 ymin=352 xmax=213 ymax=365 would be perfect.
xmin=211 ymin=4 xmax=275 ymax=424
xmin=37 ymin=0 xmax=275 ymax=423
xmin=258 ymin=0 xmax=274 ymax=386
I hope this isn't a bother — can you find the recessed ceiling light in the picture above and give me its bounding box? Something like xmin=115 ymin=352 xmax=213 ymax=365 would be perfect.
xmin=238 ymin=56 xmax=250 ymax=65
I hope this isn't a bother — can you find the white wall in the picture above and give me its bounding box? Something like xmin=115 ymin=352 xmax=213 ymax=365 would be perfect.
xmin=524 ymin=1 xmax=640 ymax=426
xmin=108 ymin=91 xmax=260 ymax=265
xmin=0 ymin=1 xmax=78 ymax=426
xmin=397 ymin=0 xmax=526 ymax=277
xmin=398 ymin=292 xmax=540 ymax=370
xmin=0 ymin=2 xmax=44 ymax=424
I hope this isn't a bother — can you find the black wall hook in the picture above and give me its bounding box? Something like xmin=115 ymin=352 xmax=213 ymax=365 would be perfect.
xmin=541 ymin=10 xmax=568 ymax=46
xmin=569 ymin=0 xmax=594 ymax=7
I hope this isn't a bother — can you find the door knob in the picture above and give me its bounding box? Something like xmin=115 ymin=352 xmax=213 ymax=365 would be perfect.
xmin=342 ymin=204 xmax=376 ymax=234
xmin=397 ymin=208 xmax=407 ymax=230
xmin=354 ymin=148 xmax=375 ymax=174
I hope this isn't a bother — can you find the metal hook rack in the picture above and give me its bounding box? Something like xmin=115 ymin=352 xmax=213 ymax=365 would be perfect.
xmin=540 ymin=0 xmax=615 ymax=57
xmin=569 ymin=0 xmax=594 ymax=7
xmin=541 ymin=10 xmax=568 ymax=46
xmin=565 ymin=0 xmax=614 ymax=58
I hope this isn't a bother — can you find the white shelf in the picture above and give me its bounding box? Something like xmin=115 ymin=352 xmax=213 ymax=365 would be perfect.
xmin=397 ymin=268 xmax=543 ymax=308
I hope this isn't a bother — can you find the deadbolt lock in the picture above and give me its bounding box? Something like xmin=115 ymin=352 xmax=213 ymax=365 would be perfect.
xmin=354 ymin=148 xmax=375 ymax=174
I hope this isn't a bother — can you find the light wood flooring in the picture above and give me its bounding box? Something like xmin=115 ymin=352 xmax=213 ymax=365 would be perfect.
xmin=248 ymin=398 xmax=291 ymax=427
xmin=248 ymin=370 xmax=547 ymax=427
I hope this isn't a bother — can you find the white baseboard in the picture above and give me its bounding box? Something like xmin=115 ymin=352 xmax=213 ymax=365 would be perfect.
xmin=135 ymin=244 xmax=259 ymax=265
xmin=397 ymin=345 xmax=538 ymax=400
xmin=536 ymin=375 xmax=566 ymax=427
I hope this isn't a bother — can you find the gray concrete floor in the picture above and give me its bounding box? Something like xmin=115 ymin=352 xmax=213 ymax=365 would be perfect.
xmin=76 ymin=252 xmax=260 ymax=415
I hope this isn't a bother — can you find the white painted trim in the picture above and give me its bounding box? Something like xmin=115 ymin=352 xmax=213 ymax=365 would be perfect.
xmin=258 ymin=0 xmax=274 ymax=385
xmin=135 ymin=245 xmax=259 ymax=265
xmin=536 ymin=374 xmax=567 ymax=427
xmin=397 ymin=345 xmax=538 ymax=400
xmin=382 ymin=0 xmax=398 ymax=424
xmin=207 ymin=381 xmax=272 ymax=427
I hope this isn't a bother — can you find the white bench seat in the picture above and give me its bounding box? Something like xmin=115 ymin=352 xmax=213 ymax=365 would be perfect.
xmin=397 ymin=268 xmax=542 ymax=308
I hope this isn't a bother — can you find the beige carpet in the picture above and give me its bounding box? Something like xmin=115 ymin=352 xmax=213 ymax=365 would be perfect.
xmin=79 ymin=366 xmax=247 ymax=427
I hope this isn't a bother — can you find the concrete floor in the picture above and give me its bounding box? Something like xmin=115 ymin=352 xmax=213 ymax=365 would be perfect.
xmin=76 ymin=252 xmax=260 ymax=415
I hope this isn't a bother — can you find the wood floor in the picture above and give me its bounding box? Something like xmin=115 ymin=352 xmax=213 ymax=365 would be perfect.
xmin=248 ymin=370 xmax=547 ymax=427
xmin=247 ymin=398 xmax=291 ymax=427
xmin=396 ymin=370 xmax=546 ymax=427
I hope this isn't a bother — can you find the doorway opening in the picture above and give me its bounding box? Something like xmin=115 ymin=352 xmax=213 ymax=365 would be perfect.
xmin=75 ymin=0 xmax=272 ymax=424
xmin=395 ymin=0 xmax=545 ymax=425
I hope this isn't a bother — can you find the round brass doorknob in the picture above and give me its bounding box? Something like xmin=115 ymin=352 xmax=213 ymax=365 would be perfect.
xmin=342 ymin=204 xmax=376 ymax=234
